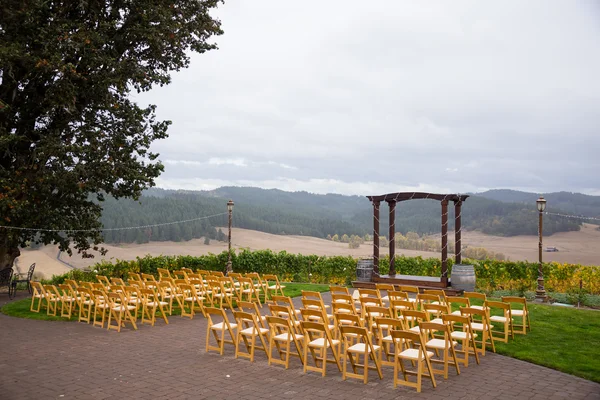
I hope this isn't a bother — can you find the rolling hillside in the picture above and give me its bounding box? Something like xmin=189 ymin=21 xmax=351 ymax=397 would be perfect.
xmin=89 ymin=187 xmax=595 ymax=245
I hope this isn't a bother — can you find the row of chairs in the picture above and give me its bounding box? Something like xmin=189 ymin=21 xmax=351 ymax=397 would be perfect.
xmin=205 ymin=287 xmax=531 ymax=392
xmin=27 ymin=270 xmax=288 ymax=331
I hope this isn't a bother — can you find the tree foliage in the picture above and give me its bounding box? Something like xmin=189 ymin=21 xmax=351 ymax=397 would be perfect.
xmin=0 ymin=0 xmax=223 ymax=268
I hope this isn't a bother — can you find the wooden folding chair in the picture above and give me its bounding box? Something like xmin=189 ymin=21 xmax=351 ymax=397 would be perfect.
xmin=332 ymin=301 xmax=360 ymax=318
xmin=272 ymin=295 xmax=302 ymax=320
xmin=180 ymin=283 xmax=206 ymax=318
xmin=266 ymin=315 xmax=305 ymax=369
xmin=374 ymin=317 xmax=405 ymax=366
xmin=464 ymin=291 xmax=487 ymax=310
xmin=420 ymin=322 xmax=461 ymax=379
xmin=246 ymin=273 xmax=268 ymax=301
xmin=43 ymin=285 xmax=62 ymax=316
xmin=141 ymin=287 xmax=169 ymax=326
xmin=301 ymin=321 xmax=342 ymax=377
xmin=301 ymin=298 xmax=333 ymax=322
xmin=329 ymin=285 xmax=350 ymax=296
xmin=263 ymin=274 xmax=286 ymax=299
xmin=339 ymin=325 xmax=383 ymax=384
xmin=213 ymin=277 xmax=235 ymax=309
xmin=501 ymin=296 xmax=531 ymax=334
xmin=233 ymin=311 xmax=269 ymax=362
xmin=124 ymin=285 xmax=143 ymax=316
xmin=364 ymin=305 xmax=392 ymax=335
xmin=29 ymin=282 xmax=47 ymax=313
xmin=269 ymin=304 xmax=302 ymax=334
xmin=423 ymin=289 xmax=448 ymax=305
xmin=417 ymin=293 xmax=441 ymax=311
xmin=331 ymin=293 xmax=354 ymax=308
xmin=59 ymin=284 xmax=79 ymax=319
xmin=389 ymin=299 xmax=417 ymax=323
xmin=375 ymin=283 xmax=395 ymax=304
xmin=238 ymin=300 xmax=267 ymax=328
xmin=239 ymin=277 xmax=262 ymax=306
xmin=401 ymin=309 xmax=429 ymax=334
xmin=460 ymin=307 xmax=495 ymax=355
xmin=486 ymin=300 xmax=514 ymax=342
xmin=157 ymin=268 xmax=172 ymax=280
xmin=422 ymin=303 xmax=450 ymax=325
xmin=127 ymin=272 xmax=142 ymax=285
xmin=157 ymin=280 xmax=182 ymax=315
xmin=442 ymin=314 xmax=480 ymax=367
xmin=205 ymin=307 xmax=238 ymax=355
xmin=398 ymin=285 xmax=420 ymax=301
xmin=106 ymin=292 xmax=138 ymax=332
xmin=91 ymin=289 xmax=110 ymax=328
xmin=392 ymin=330 xmax=437 ymax=393
xmin=77 ymin=287 xmax=95 ymax=323
xmin=447 ymin=296 xmax=471 ymax=315
xmin=301 ymin=291 xmax=330 ymax=309
xmin=96 ymin=275 xmax=112 ymax=290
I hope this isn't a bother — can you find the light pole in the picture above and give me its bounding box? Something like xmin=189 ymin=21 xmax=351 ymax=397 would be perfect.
xmin=226 ymin=199 xmax=234 ymax=275
xmin=536 ymin=195 xmax=547 ymax=301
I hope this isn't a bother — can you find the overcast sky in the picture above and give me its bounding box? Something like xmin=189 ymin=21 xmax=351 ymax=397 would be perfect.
xmin=139 ymin=0 xmax=600 ymax=197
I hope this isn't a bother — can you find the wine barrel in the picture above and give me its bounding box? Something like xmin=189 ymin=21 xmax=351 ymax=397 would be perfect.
xmin=356 ymin=258 xmax=374 ymax=282
xmin=451 ymin=264 xmax=476 ymax=292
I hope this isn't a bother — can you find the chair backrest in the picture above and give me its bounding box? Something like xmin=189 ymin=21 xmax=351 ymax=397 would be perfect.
xmin=374 ymin=316 xmax=406 ymax=332
xmin=401 ymin=309 xmax=428 ymax=324
xmin=205 ymin=306 xmax=233 ymax=327
xmin=266 ymin=315 xmax=296 ymax=338
xmin=233 ymin=310 xmax=259 ymax=329
xmin=358 ymin=288 xmax=380 ymax=299
xmin=398 ymin=285 xmax=419 ymax=294
xmin=359 ymin=296 xmax=382 ymax=308
xmin=301 ymin=290 xmax=324 ymax=302
xmin=157 ymin=268 xmax=171 ymax=280
xmin=173 ymin=270 xmax=188 ymax=280
xmin=110 ymin=278 xmax=125 ymax=287
xmin=237 ymin=301 xmax=262 ymax=317
xmin=128 ymin=272 xmax=142 ymax=282
xmin=390 ymin=329 xmax=423 ymax=347
xmin=501 ymin=296 xmax=528 ymax=312
xmin=419 ymin=321 xmax=451 ymax=342
xmin=447 ymin=297 xmax=470 ymax=309
xmin=339 ymin=325 xmax=376 ymax=351
xmin=417 ymin=293 xmax=440 ymax=305
xmin=485 ymin=300 xmax=511 ymax=315
xmin=300 ymin=320 xmax=335 ymax=343
xmin=301 ymin=307 xmax=328 ymax=324
xmin=423 ymin=289 xmax=447 ymax=302
xmin=301 ymin=298 xmax=326 ymax=311
xmin=464 ymin=291 xmax=486 ymax=302
xmin=334 ymin=312 xmax=363 ymax=328
xmin=26 ymin=263 xmax=36 ymax=279
xmin=460 ymin=306 xmax=491 ymax=324
xmin=96 ymin=275 xmax=111 ymax=287
xmin=329 ymin=285 xmax=350 ymax=295
xmin=422 ymin=303 xmax=450 ymax=315
xmin=65 ymin=279 xmax=79 ymax=289
xmin=388 ymin=290 xmax=409 ymax=302
xmin=272 ymin=295 xmax=298 ymax=312
xmin=332 ymin=302 xmax=357 ymax=315
xmin=268 ymin=303 xmax=295 ymax=320
xmin=366 ymin=305 xmax=391 ymax=321
xmin=331 ymin=293 xmax=353 ymax=305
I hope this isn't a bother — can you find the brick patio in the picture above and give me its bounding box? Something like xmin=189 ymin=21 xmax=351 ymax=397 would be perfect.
xmin=1 ymin=292 xmax=599 ymax=400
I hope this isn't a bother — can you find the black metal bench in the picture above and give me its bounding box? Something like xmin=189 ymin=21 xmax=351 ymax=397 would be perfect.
xmin=0 ymin=268 xmax=15 ymax=299
xmin=13 ymin=263 xmax=36 ymax=294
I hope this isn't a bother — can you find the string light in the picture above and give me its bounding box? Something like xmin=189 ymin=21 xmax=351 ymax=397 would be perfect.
xmin=0 ymin=212 xmax=228 ymax=233
xmin=544 ymin=211 xmax=600 ymax=222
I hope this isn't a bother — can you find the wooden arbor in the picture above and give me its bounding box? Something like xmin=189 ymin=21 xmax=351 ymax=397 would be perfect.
xmin=366 ymin=192 xmax=469 ymax=288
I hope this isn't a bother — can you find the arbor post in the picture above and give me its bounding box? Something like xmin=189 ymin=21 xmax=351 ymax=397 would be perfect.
xmin=441 ymin=200 xmax=448 ymax=285
xmin=387 ymin=200 xmax=396 ymax=276
xmin=373 ymin=201 xmax=380 ymax=276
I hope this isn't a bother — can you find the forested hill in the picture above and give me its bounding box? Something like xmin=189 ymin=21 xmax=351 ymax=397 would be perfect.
xmin=477 ymin=190 xmax=600 ymax=221
xmin=97 ymin=187 xmax=591 ymax=244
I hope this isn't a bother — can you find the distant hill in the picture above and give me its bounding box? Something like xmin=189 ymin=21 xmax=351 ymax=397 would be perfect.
xmin=477 ymin=189 xmax=600 ymax=221
xmin=96 ymin=187 xmax=588 ymax=244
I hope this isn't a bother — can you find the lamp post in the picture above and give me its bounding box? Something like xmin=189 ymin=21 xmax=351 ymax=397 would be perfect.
xmin=536 ymin=196 xmax=547 ymax=301
xmin=226 ymin=199 xmax=234 ymax=275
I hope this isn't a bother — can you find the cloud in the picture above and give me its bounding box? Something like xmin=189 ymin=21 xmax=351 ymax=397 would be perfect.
xmin=140 ymin=0 xmax=600 ymax=196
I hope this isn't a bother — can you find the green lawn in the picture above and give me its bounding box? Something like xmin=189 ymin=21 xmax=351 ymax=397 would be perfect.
xmin=3 ymin=285 xmax=599 ymax=383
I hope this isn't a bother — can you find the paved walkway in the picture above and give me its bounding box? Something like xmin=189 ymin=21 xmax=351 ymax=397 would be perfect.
xmin=1 ymin=292 xmax=599 ymax=400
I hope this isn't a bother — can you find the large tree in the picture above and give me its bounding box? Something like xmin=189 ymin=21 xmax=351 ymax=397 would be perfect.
xmin=0 ymin=0 xmax=223 ymax=269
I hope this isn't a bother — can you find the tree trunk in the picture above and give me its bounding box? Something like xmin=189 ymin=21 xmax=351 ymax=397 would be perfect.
xmin=0 ymin=232 xmax=21 ymax=270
